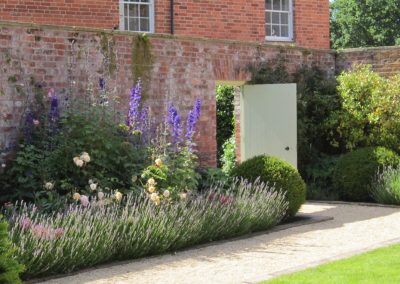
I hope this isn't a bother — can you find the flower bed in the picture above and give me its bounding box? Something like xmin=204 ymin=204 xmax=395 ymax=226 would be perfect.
xmin=8 ymin=180 xmax=287 ymax=279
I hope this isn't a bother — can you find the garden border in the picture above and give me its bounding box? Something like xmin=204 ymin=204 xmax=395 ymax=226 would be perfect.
xmin=25 ymin=213 xmax=333 ymax=284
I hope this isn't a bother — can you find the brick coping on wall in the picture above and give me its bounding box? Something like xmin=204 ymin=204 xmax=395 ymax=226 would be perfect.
xmin=0 ymin=20 xmax=333 ymax=54
xmin=336 ymin=45 xmax=400 ymax=53
xmin=3 ymin=19 xmax=399 ymax=55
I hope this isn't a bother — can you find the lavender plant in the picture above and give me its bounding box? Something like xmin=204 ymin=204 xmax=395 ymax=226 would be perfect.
xmin=8 ymin=179 xmax=288 ymax=279
xmin=371 ymin=166 xmax=400 ymax=205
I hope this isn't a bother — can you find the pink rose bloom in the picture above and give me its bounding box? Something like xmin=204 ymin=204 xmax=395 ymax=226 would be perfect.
xmin=32 ymin=224 xmax=49 ymax=239
xmin=54 ymin=228 xmax=64 ymax=238
xmin=80 ymin=195 xmax=90 ymax=207
xmin=48 ymin=88 xmax=55 ymax=98
xmin=20 ymin=217 xmax=32 ymax=230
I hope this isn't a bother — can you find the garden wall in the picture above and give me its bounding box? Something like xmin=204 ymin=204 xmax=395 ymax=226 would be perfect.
xmin=336 ymin=46 xmax=400 ymax=77
xmin=0 ymin=21 xmax=335 ymax=166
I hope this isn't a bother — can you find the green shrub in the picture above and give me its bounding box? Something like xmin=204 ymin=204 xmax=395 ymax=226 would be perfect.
xmin=305 ymin=154 xmax=340 ymax=201
xmin=9 ymin=181 xmax=287 ymax=279
xmin=197 ymin=168 xmax=231 ymax=191
xmin=0 ymin=218 xmax=24 ymax=284
xmin=333 ymin=147 xmax=400 ymax=202
xmin=327 ymin=65 xmax=400 ymax=153
xmin=371 ymin=166 xmax=400 ymax=205
xmin=232 ymin=155 xmax=307 ymax=217
xmin=221 ymin=135 xmax=236 ymax=174
xmin=216 ymin=85 xmax=235 ymax=165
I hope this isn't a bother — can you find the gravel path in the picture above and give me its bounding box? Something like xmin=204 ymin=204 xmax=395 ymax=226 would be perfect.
xmin=40 ymin=202 xmax=400 ymax=284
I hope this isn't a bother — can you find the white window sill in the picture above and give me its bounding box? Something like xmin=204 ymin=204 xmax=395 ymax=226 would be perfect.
xmin=265 ymin=36 xmax=293 ymax=42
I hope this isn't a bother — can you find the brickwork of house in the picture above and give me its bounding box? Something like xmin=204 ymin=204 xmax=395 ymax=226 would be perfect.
xmin=0 ymin=22 xmax=335 ymax=166
xmin=336 ymin=46 xmax=400 ymax=77
xmin=0 ymin=0 xmax=330 ymax=49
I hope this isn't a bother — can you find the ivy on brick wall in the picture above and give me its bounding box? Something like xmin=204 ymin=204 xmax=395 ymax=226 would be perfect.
xmin=131 ymin=33 xmax=153 ymax=98
xmin=99 ymin=32 xmax=117 ymax=76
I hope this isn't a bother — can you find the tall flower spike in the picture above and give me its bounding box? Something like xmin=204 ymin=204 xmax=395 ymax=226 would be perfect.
xmin=127 ymin=79 xmax=142 ymax=131
xmin=185 ymin=98 xmax=202 ymax=144
xmin=167 ymin=104 xmax=182 ymax=145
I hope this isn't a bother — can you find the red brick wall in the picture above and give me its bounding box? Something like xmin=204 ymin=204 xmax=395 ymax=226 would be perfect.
xmin=336 ymin=46 xmax=400 ymax=77
xmin=0 ymin=22 xmax=334 ymax=166
xmin=0 ymin=0 xmax=120 ymax=29
xmin=172 ymin=0 xmax=265 ymax=42
xmin=0 ymin=0 xmax=330 ymax=49
xmin=294 ymin=0 xmax=330 ymax=49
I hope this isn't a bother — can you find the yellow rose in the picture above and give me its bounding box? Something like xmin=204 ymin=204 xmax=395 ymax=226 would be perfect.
xmin=148 ymin=186 xmax=156 ymax=193
xmin=155 ymin=158 xmax=163 ymax=167
xmin=147 ymin=178 xmax=156 ymax=186
xmin=179 ymin=193 xmax=188 ymax=200
xmin=115 ymin=191 xmax=123 ymax=202
xmin=163 ymin=190 xmax=170 ymax=198
xmin=80 ymin=152 xmax=91 ymax=163
xmin=44 ymin=182 xmax=54 ymax=190
xmin=150 ymin=193 xmax=158 ymax=202
xmin=73 ymin=192 xmax=81 ymax=201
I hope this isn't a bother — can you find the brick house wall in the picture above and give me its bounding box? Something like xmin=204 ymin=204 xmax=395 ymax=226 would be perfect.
xmin=0 ymin=22 xmax=335 ymax=166
xmin=0 ymin=0 xmax=330 ymax=49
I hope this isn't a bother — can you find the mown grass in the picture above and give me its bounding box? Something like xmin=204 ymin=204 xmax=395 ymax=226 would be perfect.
xmin=262 ymin=244 xmax=400 ymax=284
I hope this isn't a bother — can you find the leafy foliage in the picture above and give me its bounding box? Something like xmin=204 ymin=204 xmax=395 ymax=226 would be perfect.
xmin=247 ymin=55 xmax=291 ymax=84
xmin=333 ymin=147 xmax=400 ymax=202
xmin=216 ymin=85 xmax=235 ymax=165
xmin=305 ymin=154 xmax=340 ymax=201
xmin=9 ymin=182 xmax=287 ymax=279
xmin=221 ymin=135 xmax=237 ymax=174
xmin=197 ymin=168 xmax=231 ymax=191
xmin=330 ymin=0 xmax=400 ymax=48
xmin=295 ymin=65 xmax=340 ymax=175
xmin=0 ymin=218 xmax=24 ymax=284
xmin=327 ymin=65 xmax=400 ymax=153
xmin=232 ymin=155 xmax=306 ymax=217
xmin=371 ymin=166 xmax=400 ymax=205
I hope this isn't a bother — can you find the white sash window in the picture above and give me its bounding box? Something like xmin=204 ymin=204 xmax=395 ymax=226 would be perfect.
xmin=119 ymin=0 xmax=155 ymax=32
xmin=265 ymin=0 xmax=293 ymax=41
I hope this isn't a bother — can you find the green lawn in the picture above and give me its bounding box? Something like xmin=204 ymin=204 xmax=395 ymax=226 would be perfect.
xmin=262 ymin=244 xmax=400 ymax=284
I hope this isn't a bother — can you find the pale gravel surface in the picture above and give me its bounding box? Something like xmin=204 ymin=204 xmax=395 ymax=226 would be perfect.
xmin=40 ymin=202 xmax=400 ymax=284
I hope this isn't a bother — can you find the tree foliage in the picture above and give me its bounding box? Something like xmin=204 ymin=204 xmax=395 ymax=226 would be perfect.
xmin=327 ymin=65 xmax=400 ymax=152
xmin=331 ymin=0 xmax=400 ymax=48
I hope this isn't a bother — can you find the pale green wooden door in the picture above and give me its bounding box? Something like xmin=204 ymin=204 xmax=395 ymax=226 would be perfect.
xmin=240 ymin=83 xmax=297 ymax=167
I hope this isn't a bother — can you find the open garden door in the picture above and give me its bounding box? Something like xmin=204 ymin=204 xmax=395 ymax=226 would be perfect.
xmin=240 ymin=83 xmax=297 ymax=167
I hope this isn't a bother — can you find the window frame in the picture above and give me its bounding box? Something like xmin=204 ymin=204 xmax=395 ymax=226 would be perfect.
xmin=119 ymin=0 xmax=155 ymax=33
xmin=265 ymin=0 xmax=294 ymax=42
